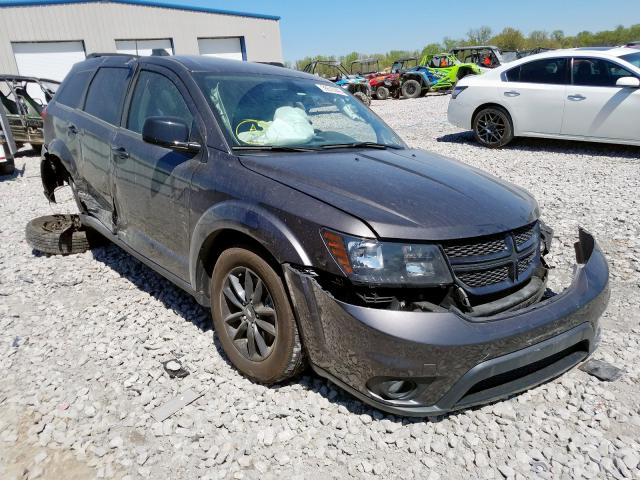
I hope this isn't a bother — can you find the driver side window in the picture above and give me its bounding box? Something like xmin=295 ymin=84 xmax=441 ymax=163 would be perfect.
xmin=127 ymin=71 xmax=193 ymax=134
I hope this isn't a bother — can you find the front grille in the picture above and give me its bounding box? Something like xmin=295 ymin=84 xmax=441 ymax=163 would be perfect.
xmin=457 ymin=266 xmax=509 ymax=287
xmin=442 ymin=222 xmax=540 ymax=291
xmin=443 ymin=237 xmax=506 ymax=258
xmin=513 ymin=223 xmax=536 ymax=247
xmin=518 ymin=252 xmax=535 ymax=275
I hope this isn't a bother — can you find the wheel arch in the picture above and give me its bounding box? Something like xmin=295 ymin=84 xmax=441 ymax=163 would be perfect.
xmin=190 ymin=200 xmax=313 ymax=303
xmin=471 ymin=102 xmax=516 ymax=132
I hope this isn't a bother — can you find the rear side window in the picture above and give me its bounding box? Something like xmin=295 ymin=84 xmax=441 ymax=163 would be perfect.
xmin=55 ymin=70 xmax=92 ymax=108
xmin=572 ymin=58 xmax=635 ymax=87
xmin=126 ymin=70 xmax=193 ymax=134
xmin=505 ymin=58 xmax=568 ymax=85
xmin=83 ymin=67 xmax=130 ymax=125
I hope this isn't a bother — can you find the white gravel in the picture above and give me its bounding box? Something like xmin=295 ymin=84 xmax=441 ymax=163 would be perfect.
xmin=1 ymin=95 xmax=639 ymax=480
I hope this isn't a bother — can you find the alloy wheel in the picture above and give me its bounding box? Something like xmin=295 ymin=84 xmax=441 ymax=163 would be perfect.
xmin=476 ymin=111 xmax=507 ymax=145
xmin=221 ymin=266 xmax=278 ymax=361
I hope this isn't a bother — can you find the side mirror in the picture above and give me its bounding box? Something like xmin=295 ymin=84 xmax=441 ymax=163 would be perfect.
xmin=142 ymin=116 xmax=200 ymax=153
xmin=616 ymin=76 xmax=640 ymax=88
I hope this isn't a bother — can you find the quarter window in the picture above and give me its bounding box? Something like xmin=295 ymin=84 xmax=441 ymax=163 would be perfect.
xmin=83 ymin=67 xmax=130 ymax=124
xmin=126 ymin=71 xmax=193 ymax=135
xmin=572 ymin=58 xmax=635 ymax=87
xmin=505 ymin=58 xmax=568 ymax=85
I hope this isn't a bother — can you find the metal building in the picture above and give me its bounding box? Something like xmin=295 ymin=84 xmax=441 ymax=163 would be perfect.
xmin=0 ymin=0 xmax=282 ymax=81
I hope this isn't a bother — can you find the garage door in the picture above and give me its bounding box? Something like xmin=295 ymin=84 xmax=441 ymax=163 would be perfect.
xmin=12 ymin=41 xmax=86 ymax=82
xmin=198 ymin=38 xmax=245 ymax=61
xmin=116 ymin=39 xmax=173 ymax=56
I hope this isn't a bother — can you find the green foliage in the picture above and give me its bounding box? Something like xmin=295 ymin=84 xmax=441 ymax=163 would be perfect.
xmin=294 ymin=23 xmax=640 ymax=71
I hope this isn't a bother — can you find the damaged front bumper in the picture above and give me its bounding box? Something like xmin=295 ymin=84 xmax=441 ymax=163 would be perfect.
xmin=284 ymin=229 xmax=609 ymax=417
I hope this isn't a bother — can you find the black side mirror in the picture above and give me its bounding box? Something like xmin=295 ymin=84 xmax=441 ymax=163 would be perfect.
xmin=142 ymin=116 xmax=200 ymax=153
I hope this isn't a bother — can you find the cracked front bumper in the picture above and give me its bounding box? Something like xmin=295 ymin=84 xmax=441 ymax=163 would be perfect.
xmin=284 ymin=229 xmax=609 ymax=417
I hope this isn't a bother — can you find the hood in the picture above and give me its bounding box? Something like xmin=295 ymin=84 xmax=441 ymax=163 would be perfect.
xmin=239 ymin=149 xmax=539 ymax=241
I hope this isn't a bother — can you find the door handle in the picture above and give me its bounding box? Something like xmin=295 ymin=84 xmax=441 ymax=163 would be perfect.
xmin=67 ymin=124 xmax=78 ymax=135
xmin=111 ymin=146 xmax=129 ymax=160
xmin=504 ymin=90 xmax=520 ymax=97
xmin=568 ymin=94 xmax=586 ymax=101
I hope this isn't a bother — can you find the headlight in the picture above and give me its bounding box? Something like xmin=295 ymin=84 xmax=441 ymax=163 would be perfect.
xmin=321 ymin=229 xmax=453 ymax=286
xmin=451 ymin=85 xmax=468 ymax=99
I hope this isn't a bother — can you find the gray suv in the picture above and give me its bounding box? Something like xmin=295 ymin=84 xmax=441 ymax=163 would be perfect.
xmin=39 ymin=54 xmax=609 ymax=416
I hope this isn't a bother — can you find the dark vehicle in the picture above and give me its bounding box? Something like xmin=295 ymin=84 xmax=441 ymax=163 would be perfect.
xmin=302 ymin=60 xmax=372 ymax=105
xmin=40 ymin=55 xmax=609 ymax=416
xmin=0 ymin=75 xmax=59 ymax=153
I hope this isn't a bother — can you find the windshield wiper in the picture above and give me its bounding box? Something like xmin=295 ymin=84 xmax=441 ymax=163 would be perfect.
xmin=233 ymin=145 xmax=318 ymax=153
xmin=318 ymin=142 xmax=402 ymax=150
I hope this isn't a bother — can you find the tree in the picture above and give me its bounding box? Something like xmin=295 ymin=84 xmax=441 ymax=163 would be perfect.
xmin=490 ymin=27 xmax=526 ymax=50
xmin=467 ymin=26 xmax=493 ymax=45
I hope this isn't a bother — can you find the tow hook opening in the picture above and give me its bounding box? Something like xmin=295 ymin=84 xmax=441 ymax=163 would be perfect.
xmin=367 ymin=378 xmax=418 ymax=401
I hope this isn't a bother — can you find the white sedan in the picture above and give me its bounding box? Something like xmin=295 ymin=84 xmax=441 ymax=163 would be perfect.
xmin=447 ymin=47 xmax=640 ymax=148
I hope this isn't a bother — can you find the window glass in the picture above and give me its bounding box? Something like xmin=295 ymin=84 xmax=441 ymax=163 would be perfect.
xmin=126 ymin=71 xmax=193 ymax=134
xmin=55 ymin=70 xmax=92 ymax=108
xmin=620 ymin=52 xmax=640 ymax=69
xmin=83 ymin=68 xmax=130 ymax=124
xmin=194 ymin=73 xmax=404 ymax=149
xmin=505 ymin=58 xmax=568 ymax=84
xmin=573 ymin=58 xmax=635 ymax=86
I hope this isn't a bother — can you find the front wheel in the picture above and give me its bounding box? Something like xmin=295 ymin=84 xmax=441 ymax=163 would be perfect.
xmin=401 ymin=79 xmax=422 ymax=99
xmin=375 ymin=86 xmax=390 ymax=100
xmin=211 ymin=248 xmax=305 ymax=384
xmin=472 ymin=106 xmax=514 ymax=148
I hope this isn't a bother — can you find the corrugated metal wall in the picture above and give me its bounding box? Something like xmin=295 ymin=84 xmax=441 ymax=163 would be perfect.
xmin=0 ymin=2 xmax=283 ymax=74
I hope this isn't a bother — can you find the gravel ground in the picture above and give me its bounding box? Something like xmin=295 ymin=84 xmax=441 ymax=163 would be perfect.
xmin=1 ymin=95 xmax=639 ymax=480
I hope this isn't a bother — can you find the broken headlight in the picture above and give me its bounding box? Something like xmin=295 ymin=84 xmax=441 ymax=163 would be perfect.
xmin=321 ymin=229 xmax=453 ymax=286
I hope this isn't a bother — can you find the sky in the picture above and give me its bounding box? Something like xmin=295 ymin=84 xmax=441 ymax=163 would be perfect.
xmin=170 ymin=0 xmax=638 ymax=62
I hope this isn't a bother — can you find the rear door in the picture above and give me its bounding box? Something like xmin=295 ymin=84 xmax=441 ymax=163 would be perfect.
xmin=561 ymin=57 xmax=640 ymax=142
xmin=112 ymin=65 xmax=204 ymax=279
xmin=498 ymin=57 xmax=569 ymax=135
xmin=77 ymin=66 xmax=133 ymax=230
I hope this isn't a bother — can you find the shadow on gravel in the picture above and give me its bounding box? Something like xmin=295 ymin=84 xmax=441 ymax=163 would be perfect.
xmin=89 ymin=243 xmax=212 ymax=332
xmin=0 ymin=163 xmax=25 ymax=182
xmin=437 ymin=131 xmax=640 ymax=159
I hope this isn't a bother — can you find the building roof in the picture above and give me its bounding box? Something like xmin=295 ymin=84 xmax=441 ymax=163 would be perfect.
xmin=0 ymin=0 xmax=281 ymax=20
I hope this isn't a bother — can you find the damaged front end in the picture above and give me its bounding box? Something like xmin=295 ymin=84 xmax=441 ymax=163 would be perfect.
xmin=284 ymin=227 xmax=609 ymax=416
xmin=316 ymin=221 xmax=555 ymax=318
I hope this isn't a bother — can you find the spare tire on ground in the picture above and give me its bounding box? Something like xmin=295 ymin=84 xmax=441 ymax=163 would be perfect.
xmin=26 ymin=214 xmax=96 ymax=255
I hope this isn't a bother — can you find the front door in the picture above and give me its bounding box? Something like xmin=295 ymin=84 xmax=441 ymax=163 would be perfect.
xmin=561 ymin=57 xmax=640 ymax=142
xmin=112 ymin=66 xmax=204 ymax=280
xmin=498 ymin=57 xmax=569 ymax=135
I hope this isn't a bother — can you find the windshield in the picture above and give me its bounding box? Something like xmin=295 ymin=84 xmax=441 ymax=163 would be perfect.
xmin=194 ymin=73 xmax=405 ymax=150
xmin=620 ymin=52 xmax=640 ymax=69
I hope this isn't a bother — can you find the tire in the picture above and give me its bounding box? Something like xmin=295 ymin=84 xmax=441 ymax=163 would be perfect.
xmin=211 ymin=247 xmax=305 ymax=384
xmin=402 ymin=79 xmax=422 ymax=99
xmin=375 ymin=86 xmax=390 ymax=100
xmin=472 ymin=106 xmax=514 ymax=148
xmin=353 ymin=91 xmax=371 ymax=107
xmin=25 ymin=214 xmax=91 ymax=255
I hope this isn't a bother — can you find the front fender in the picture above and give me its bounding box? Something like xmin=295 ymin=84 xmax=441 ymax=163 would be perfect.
xmin=189 ymin=200 xmax=313 ymax=292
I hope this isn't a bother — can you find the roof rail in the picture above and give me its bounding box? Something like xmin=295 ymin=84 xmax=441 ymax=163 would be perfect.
xmin=86 ymin=52 xmax=139 ymax=59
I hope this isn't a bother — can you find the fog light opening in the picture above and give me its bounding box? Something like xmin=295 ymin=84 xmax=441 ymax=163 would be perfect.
xmin=369 ymin=379 xmax=417 ymax=400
